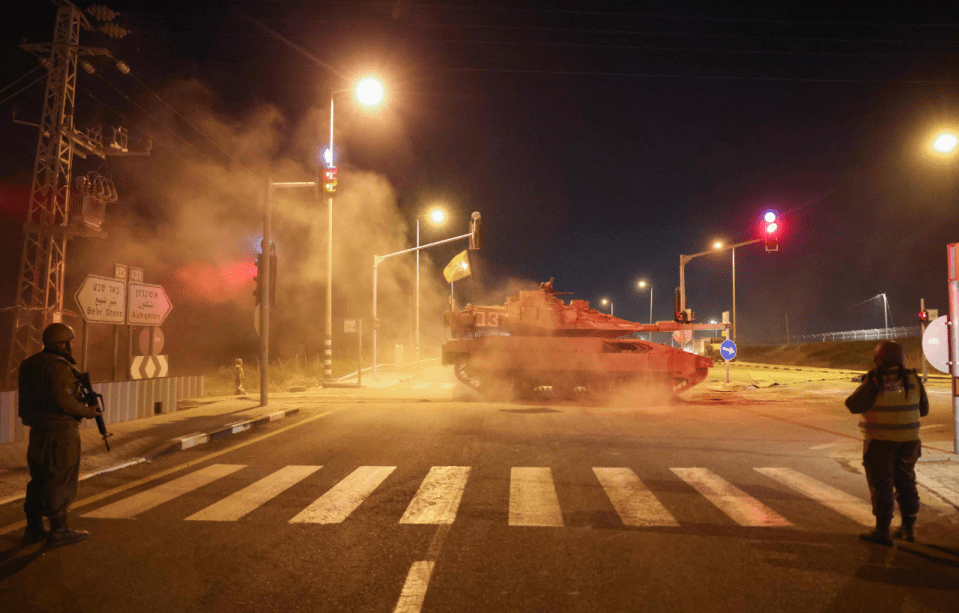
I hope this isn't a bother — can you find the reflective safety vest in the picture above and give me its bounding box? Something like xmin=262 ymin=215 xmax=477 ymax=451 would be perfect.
xmin=860 ymin=370 xmax=922 ymax=441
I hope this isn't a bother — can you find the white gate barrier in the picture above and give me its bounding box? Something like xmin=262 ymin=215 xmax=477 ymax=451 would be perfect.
xmin=0 ymin=375 xmax=204 ymax=444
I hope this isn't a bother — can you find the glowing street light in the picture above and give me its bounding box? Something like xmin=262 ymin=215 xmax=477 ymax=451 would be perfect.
xmin=932 ymin=131 xmax=958 ymax=155
xmin=636 ymin=280 xmax=653 ymax=341
xmin=416 ymin=206 xmax=448 ymax=361
xmin=600 ymin=297 xmax=614 ymax=316
xmin=321 ymin=77 xmax=386 ymax=381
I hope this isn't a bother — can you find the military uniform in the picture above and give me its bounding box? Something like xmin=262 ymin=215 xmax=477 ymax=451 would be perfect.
xmin=19 ymin=338 xmax=98 ymax=546
xmin=846 ymin=343 xmax=928 ymax=545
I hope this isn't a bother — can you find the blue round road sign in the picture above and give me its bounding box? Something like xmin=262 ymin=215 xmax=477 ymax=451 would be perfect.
xmin=720 ymin=339 xmax=737 ymax=361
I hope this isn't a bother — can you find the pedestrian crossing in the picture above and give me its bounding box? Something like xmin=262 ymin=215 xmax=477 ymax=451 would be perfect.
xmin=81 ymin=463 xmax=896 ymax=531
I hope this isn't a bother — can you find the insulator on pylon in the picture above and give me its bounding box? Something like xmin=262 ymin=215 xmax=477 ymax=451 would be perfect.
xmin=115 ymin=60 xmax=130 ymax=74
xmin=80 ymin=61 xmax=96 ymax=74
xmin=87 ymin=4 xmax=117 ymax=22
xmin=100 ymin=23 xmax=128 ymax=39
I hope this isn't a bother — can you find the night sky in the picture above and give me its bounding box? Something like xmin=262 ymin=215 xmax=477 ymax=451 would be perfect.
xmin=1 ymin=1 xmax=958 ymax=371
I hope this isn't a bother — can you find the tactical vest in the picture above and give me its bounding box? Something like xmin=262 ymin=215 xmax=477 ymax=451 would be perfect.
xmin=859 ymin=369 xmax=922 ymax=441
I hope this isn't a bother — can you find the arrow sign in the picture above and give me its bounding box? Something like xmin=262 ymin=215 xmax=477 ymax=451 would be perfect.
xmin=74 ymin=274 xmax=126 ymax=324
xmin=720 ymin=339 xmax=738 ymax=361
xmin=128 ymin=282 xmax=172 ymax=326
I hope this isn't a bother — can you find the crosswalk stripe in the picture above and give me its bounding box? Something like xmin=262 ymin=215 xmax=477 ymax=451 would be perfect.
xmin=185 ymin=466 xmax=322 ymax=522
xmin=755 ymin=467 xmax=874 ymax=526
xmin=671 ymin=467 xmax=792 ymax=527
xmin=83 ymin=464 xmax=245 ymax=519
xmin=593 ymin=467 xmax=679 ymax=527
xmin=509 ymin=467 xmax=564 ymax=527
xmin=289 ymin=466 xmax=396 ymax=524
xmin=400 ymin=466 xmax=471 ymax=524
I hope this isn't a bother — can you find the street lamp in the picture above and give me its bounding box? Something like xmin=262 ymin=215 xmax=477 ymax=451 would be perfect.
xmin=636 ymin=280 xmax=652 ymax=340
xmin=416 ymin=206 xmax=447 ymax=361
xmin=931 ymin=131 xmax=958 ymax=155
xmin=600 ymin=298 xmax=614 ymax=316
xmin=323 ymin=77 xmax=385 ymax=381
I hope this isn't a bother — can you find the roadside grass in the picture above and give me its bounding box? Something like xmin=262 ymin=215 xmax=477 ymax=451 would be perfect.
xmin=738 ymin=338 xmax=923 ymax=371
xmin=203 ymin=358 xmax=362 ymax=397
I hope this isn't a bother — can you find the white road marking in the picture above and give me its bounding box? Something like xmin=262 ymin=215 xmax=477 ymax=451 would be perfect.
xmin=671 ymin=467 xmax=792 ymax=527
xmin=593 ymin=467 xmax=679 ymax=527
xmin=755 ymin=467 xmax=873 ymax=526
xmin=289 ymin=466 xmax=396 ymax=524
xmin=809 ymin=443 xmax=840 ymax=450
xmin=83 ymin=464 xmax=245 ymax=519
xmin=392 ymin=561 xmax=436 ymax=613
xmin=185 ymin=465 xmax=322 ymax=522
xmin=400 ymin=466 xmax=471 ymax=524
xmin=509 ymin=467 xmax=564 ymax=526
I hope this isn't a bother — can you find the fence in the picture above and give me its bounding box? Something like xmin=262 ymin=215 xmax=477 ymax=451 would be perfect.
xmin=0 ymin=375 xmax=203 ymax=444
xmin=768 ymin=325 xmax=922 ymax=346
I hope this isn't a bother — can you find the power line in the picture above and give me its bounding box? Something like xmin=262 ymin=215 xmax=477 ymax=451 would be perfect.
xmin=0 ymin=73 xmax=47 ymax=108
xmin=0 ymin=65 xmax=43 ymax=97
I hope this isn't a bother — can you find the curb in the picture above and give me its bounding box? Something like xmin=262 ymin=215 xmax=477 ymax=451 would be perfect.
xmin=140 ymin=408 xmax=300 ymax=461
xmin=732 ymin=361 xmax=952 ymax=380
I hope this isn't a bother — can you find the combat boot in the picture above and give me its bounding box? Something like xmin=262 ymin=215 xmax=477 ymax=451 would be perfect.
xmin=893 ymin=519 xmax=916 ymax=543
xmin=860 ymin=518 xmax=893 ymax=547
xmin=46 ymin=516 xmax=88 ymax=549
xmin=21 ymin=515 xmax=49 ymax=546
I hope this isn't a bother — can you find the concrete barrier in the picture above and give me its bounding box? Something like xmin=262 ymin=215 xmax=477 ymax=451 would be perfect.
xmin=0 ymin=375 xmax=204 ymax=444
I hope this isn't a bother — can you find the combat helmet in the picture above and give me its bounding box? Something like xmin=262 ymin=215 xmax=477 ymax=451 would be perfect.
xmin=42 ymin=322 xmax=75 ymax=346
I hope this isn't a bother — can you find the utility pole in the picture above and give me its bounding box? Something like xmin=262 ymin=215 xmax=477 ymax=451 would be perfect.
xmin=4 ymin=1 xmax=142 ymax=389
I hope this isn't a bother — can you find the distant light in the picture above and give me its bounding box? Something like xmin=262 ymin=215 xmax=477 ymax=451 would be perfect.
xmin=356 ymin=78 xmax=384 ymax=106
xmin=932 ymin=132 xmax=958 ymax=154
xmin=322 ymin=148 xmax=333 ymax=167
xmin=601 ymin=298 xmax=609 ymax=305
xmin=763 ymin=211 xmax=777 ymax=223
xmin=429 ymin=209 xmax=446 ymax=224
xmin=638 ymin=280 xmax=647 ymax=288
xmin=766 ymin=222 xmax=778 ymax=234
xmin=713 ymin=242 xmax=723 ymax=249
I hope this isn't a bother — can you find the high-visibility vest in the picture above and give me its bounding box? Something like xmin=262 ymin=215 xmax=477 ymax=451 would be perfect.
xmin=860 ymin=370 xmax=922 ymax=441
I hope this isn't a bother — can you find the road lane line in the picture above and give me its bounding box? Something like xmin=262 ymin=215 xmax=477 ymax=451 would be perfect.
xmin=593 ymin=467 xmax=679 ymax=527
xmin=509 ymin=467 xmax=564 ymax=527
xmin=400 ymin=466 xmax=471 ymax=524
xmin=289 ymin=466 xmax=396 ymax=524
xmin=671 ymin=467 xmax=792 ymax=527
xmin=755 ymin=467 xmax=873 ymax=526
xmin=809 ymin=443 xmax=840 ymax=450
xmin=185 ymin=465 xmax=322 ymax=522
xmin=82 ymin=464 xmax=245 ymax=519
xmin=392 ymin=561 xmax=436 ymax=613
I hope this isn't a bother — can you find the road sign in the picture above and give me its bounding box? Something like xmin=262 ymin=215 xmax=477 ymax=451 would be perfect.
xmin=130 ymin=267 xmax=144 ymax=283
xmin=139 ymin=327 xmax=165 ymax=355
xmin=672 ymin=329 xmax=693 ymax=344
xmin=720 ymin=339 xmax=738 ymax=361
xmin=114 ymin=263 xmax=128 ymax=281
xmin=128 ymin=282 xmax=172 ymax=326
xmin=74 ymin=275 xmax=126 ymax=324
xmin=130 ymin=355 xmax=168 ymax=379
xmin=344 ymin=319 xmax=357 ymax=333
xmin=922 ymin=315 xmax=949 ymax=374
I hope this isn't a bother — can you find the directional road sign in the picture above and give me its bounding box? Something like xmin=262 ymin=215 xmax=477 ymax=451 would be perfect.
xmin=74 ymin=275 xmax=126 ymax=324
xmin=720 ymin=339 xmax=738 ymax=361
xmin=128 ymin=282 xmax=172 ymax=326
xmin=922 ymin=315 xmax=949 ymax=374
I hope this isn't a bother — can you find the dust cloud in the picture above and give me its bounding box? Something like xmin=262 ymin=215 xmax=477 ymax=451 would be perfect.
xmin=67 ymin=78 xmax=451 ymax=379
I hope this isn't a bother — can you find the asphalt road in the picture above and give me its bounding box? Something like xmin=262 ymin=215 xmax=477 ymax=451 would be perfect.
xmin=2 ymin=365 xmax=958 ymax=612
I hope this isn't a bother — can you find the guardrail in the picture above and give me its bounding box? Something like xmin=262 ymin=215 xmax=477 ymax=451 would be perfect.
xmin=0 ymin=375 xmax=203 ymax=444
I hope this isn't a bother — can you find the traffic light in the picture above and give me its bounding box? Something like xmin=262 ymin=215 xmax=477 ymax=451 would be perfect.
xmin=763 ymin=210 xmax=780 ymax=252
xmin=672 ymin=288 xmax=694 ymax=323
xmin=469 ymin=212 xmax=482 ymax=250
xmin=322 ymin=166 xmax=337 ymax=194
xmin=919 ymin=310 xmax=929 ymax=323
xmin=253 ymin=254 xmax=263 ymax=304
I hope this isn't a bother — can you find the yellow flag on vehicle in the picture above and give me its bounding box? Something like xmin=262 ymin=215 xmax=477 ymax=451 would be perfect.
xmin=443 ymin=250 xmax=471 ymax=283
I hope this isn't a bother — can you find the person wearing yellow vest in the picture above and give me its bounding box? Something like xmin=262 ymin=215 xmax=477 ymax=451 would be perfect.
xmin=845 ymin=341 xmax=928 ymax=546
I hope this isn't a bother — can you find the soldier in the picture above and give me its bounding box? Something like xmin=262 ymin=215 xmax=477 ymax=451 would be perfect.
xmin=234 ymin=358 xmax=245 ymax=395
xmin=845 ymin=341 xmax=928 ymax=546
xmin=18 ymin=322 xmax=100 ymax=548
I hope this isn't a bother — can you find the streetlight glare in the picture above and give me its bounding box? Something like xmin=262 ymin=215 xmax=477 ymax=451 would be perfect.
xmin=713 ymin=242 xmax=723 ymax=249
xmin=766 ymin=222 xmax=778 ymax=234
xmin=638 ymin=280 xmax=647 ymax=288
xmin=430 ymin=209 xmax=446 ymax=224
xmin=356 ymin=78 xmax=384 ymax=106
xmin=322 ymin=148 xmax=333 ymax=167
xmin=932 ymin=132 xmax=958 ymax=154
xmin=601 ymin=298 xmax=609 ymax=305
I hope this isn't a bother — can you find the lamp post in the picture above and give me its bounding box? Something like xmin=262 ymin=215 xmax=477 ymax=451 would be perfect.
xmin=600 ymin=298 xmax=614 ymax=316
xmin=637 ymin=280 xmax=652 ymax=340
xmin=323 ymin=78 xmax=384 ymax=381
xmin=416 ymin=207 xmax=446 ymax=361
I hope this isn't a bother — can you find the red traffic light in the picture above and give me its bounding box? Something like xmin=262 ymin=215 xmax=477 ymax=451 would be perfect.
xmin=919 ymin=310 xmax=929 ymax=322
xmin=762 ymin=210 xmax=780 ymax=252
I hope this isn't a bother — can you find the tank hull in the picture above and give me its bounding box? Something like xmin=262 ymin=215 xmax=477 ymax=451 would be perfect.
xmin=443 ymin=336 xmax=713 ymax=398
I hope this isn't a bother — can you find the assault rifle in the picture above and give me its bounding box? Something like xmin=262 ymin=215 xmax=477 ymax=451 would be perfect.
xmin=76 ymin=372 xmax=112 ymax=451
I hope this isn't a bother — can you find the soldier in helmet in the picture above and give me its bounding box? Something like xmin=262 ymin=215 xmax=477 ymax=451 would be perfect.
xmin=18 ymin=322 xmax=100 ymax=548
xmin=845 ymin=340 xmax=928 ymax=546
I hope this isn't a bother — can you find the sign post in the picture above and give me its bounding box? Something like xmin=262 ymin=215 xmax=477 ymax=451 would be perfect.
xmin=948 ymin=243 xmax=959 ymax=454
xmin=720 ymin=339 xmax=737 ymax=384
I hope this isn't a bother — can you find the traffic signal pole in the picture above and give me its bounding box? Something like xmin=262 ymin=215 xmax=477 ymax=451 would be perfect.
xmin=679 ymin=238 xmax=761 ymax=329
